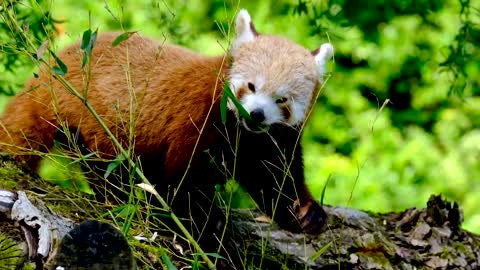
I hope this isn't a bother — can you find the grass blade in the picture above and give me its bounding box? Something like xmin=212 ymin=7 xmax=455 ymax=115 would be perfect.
xmin=309 ymin=241 xmax=332 ymax=261
xmin=320 ymin=173 xmax=332 ymax=205
xmin=160 ymin=246 xmax=177 ymax=270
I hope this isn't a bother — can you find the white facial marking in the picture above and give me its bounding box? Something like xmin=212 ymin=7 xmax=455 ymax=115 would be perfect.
xmin=290 ymin=97 xmax=307 ymax=125
xmin=241 ymin=94 xmax=283 ymax=125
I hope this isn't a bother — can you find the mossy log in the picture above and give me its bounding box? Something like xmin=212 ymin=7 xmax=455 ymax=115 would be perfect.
xmin=0 ymin=155 xmax=479 ymax=269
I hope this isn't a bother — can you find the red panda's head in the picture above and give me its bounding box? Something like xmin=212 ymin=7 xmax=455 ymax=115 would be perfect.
xmin=228 ymin=9 xmax=333 ymax=132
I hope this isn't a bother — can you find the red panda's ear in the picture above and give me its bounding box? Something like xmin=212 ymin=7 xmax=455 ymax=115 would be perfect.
xmin=232 ymin=9 xmax=258 ymax=50
xmin=312 ymin=43 xmax=334 ymax=80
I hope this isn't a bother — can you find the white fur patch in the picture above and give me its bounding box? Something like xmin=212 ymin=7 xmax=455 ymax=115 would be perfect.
xmin=276 ymin=84 xmax=289 ymax=98
xmin=314 ymin=43 xmax=334 ymax=80
xmin=232 ymin=9 xmax=256 ymax=50
xmin=290 ymin=98 xmax=307 ymax=125
xmin=242 ymin=94 xmax=283 ymax=125
xmin=256 ymin=75 xmax=266 ymax=90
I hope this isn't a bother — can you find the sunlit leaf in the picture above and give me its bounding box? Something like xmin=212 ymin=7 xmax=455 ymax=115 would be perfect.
xmin=112 ymin=31 xmax=136 ymax=47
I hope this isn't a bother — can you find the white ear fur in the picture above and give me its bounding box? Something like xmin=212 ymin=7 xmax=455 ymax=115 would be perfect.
xmin=313 ymin=43 xmax=334 ymax=79
xmin=232 ymin=9 xmax=257 ymax=50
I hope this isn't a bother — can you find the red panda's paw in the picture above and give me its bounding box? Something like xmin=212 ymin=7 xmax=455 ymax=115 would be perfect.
xmin=294 ymin=200 xmax=328 ymax=234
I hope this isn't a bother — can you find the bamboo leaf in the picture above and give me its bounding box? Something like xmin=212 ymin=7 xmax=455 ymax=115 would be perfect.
xmin=50 ymin=50 xmax=68 ymax=75
xmin=104 ymin=154 xmax=126 ymax=179
xmin=51 ymin=66 xmax=66 ymax=76
xmin=220 ymin=84 xmax=229 ymax=124
xmin=112 ymin=31 xmax=136 ymax=47
xmin=220 ymin=80 xmax=252 ymax=124
xmin=80 ymin=29 xmax=92 ymax=50
xmin=81 ymin=29 xmax=98 ymax=68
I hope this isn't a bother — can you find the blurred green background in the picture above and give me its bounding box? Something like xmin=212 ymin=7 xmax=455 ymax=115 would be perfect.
xmin=1 ymin=0 xmax=479 ymax=232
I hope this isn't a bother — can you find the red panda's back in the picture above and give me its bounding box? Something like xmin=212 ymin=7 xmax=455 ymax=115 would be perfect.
xmin=0 ymin=32 xmax=228 ymax=175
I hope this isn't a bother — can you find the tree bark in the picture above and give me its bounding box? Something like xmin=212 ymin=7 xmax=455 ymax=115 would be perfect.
xmin=0 ymin=155 xmax=479 ymax=269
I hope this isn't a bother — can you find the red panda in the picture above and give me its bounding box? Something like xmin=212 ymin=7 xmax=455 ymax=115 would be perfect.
xmin=0 ymin=9 xmax=333 ymax=245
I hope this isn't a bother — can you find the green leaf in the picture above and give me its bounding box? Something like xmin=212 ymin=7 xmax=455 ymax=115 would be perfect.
xmin=203 ymin=253 xmax=226 ymax=260
xmin=220 ymin=85 xmax=229 ymax=124
xmin=104 ymin=160 xmax=121 ymax=179
xmin=309 ymin=241 xmax=332 ymax=261
xmin=160 ymin=247 xmax=177 ymax=270
xmin=50 ymin=50 xmax=68 ymax=75
xmin=81 ymin=29 xmax=98 ymax=68
xmin=90 ymin=30 xmax=98 ymax=48
xmin=51 ymin=66 xmax=66 ymax=76
xmin=112 ymin=31 xmax=136 ymax=47
xmin=104 ymin=154 xmax=126 ymax=179
xmin=80 ymin=29 xmax=92 ymax=50
xmin=220 ymin=80 xmax=252 ymax=124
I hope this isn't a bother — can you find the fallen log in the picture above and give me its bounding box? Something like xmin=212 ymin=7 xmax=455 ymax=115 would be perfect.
xmin=0 ymin=155 xmax=479 ymax=269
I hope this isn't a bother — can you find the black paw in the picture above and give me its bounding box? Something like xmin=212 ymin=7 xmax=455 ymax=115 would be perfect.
xmin=295 ymin=200 xmax=328 ymax=234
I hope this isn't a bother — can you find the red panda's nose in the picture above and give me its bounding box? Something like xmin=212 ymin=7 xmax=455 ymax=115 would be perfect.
xmin=250 ymin=108 xmax=265 ymax=123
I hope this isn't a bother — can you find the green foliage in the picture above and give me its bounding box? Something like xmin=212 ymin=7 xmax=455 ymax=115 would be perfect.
xmin=50 ymin=49 xmax=68 ymax=75
xmin=300 ymin=0 xmax=480 ymax=232
xmin=0 ymin=0 xmax=479 ymax=237
xmin=0 ymin=0 xmax=57 ymax=95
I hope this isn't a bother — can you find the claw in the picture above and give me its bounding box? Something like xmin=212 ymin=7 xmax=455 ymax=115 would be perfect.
xmin=294 ymin=199 xmax=328 ymax=234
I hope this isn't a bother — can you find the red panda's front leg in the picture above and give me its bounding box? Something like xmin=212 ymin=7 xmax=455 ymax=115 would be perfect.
xmin=285 ymin=142 xmax=329 ymax=234
xmin=235 ymin=128 xmax=327 ymax=234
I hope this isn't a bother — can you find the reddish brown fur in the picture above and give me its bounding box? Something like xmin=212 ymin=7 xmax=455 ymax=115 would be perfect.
xmin=0 ymin=32 xmax=328 ymax=262
xmin=1 ymin=33 xmax=227 ymax=184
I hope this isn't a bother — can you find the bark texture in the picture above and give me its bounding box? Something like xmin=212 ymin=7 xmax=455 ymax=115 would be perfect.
xmin=0 ymin=155 xmax=479 ymax=269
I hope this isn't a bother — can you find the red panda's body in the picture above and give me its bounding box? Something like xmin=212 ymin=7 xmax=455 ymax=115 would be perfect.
xmin=0 ymin=10 xmax=334 ymax=261
xmin=2 ymin=32 xmax=227 ymax=184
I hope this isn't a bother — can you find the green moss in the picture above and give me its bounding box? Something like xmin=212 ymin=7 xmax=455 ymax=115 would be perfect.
xmin=20 ymin=262 xmax=36 ymax=270
xmin=0 ymin=166 xmax=21 ymax=189
xmin=0 ymin=159 xmax=30 ymax=189
xmin=0 ymin=233 xmax=23 ymax=268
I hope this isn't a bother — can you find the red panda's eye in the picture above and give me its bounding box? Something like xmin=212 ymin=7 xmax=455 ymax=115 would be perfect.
xmin=276 ymin=97 xmax=288 ymax=104
xmin=247 ymin=82 xmax=255 ymax=92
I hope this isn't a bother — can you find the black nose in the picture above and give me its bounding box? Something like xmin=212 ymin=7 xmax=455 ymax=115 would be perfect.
xmin=250 ymin=108 xmax=265 ymax=123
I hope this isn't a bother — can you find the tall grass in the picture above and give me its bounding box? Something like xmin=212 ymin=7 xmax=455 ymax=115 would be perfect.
xmin=0 ymin=1 xmax=337 ymax=269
